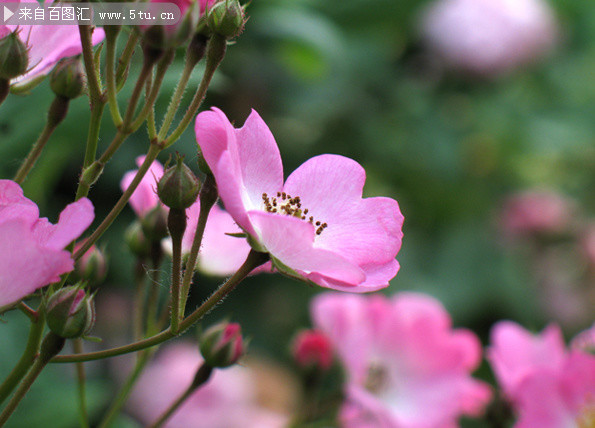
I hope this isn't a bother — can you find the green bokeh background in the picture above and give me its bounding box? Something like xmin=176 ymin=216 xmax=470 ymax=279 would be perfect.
xmin=1 ymin=0 xmax=594 ymax=426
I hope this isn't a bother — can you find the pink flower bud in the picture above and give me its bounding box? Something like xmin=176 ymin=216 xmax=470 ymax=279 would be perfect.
xmin=292 ymin=330 xmax=333 ymax=371
xmin=72 ymin=244 xmax=108 ymax=287
xmin=199 ymin=321 xmax=245 ymax=368
xmin=46 ymin=286 xmax=95 ymax=339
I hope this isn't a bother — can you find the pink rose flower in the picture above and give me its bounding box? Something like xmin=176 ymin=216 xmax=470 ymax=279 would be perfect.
xmin=127 ymin=343 xmax=287 ymax=428
xmin=488 ymin=321 xmax=595 ymax=428
xmin=311 ymin=293 xmax=491 ymax=427
xmin=195 ymin=108 xmax=404 ymax=292
xmin=500 ymin=189 xmax=573 ymax=239
xmin=420 ymin=0 xmax=558 ymax=76
xmin=121 ymin=156 xmax=250 ymax=276
xmin=4 ymin=0 xmax=105 ymax=86
xmin=0 ymin=180 xmax=94 ymax=308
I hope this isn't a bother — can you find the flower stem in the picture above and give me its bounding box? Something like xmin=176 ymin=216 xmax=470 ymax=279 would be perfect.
xmin=116 ymin=31 xmax=140 ymax=92
xmin=168 ymin=210 xmax=187 ymax=335
xmin=148 ymin=363 xmax=213 ymax=428
xmin=96 ymin=350 xmax=152 ymax=428
xmin=180 ymin=175 xmax=218 ymax=310
xmin=105 ymin=26 xmax=123 ymax=128
xmin=81 ymin=100 xmax=106 ymax=171
xmin=73 ymin=339 xmax=90 ymax=428
xmin=13 ymin=96 xmax=70 ymax=184
xmin=78 ymin=25 xmax=102 ymax=105
xmin=51 ymin=250 xmax=269 ymax=363
xmin=0 ymin=333 xmax=65 ymax=425
xmin=164 ymin=35 xmax=227 ymax=147
xmin=74 ymin=143 xmax=162 ymax=260
xmin=0 ymin=311 xmax=45 ymax=406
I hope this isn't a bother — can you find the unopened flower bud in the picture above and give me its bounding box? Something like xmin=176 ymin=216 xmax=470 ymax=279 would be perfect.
xmin=292 ymin=330 xmax=333 ymax=372
xmin=199 ymin=321 xmax=244 ymax=368
xmin=72 ymin=244 xmax=108 ymax=287
xmin=0 ymin=31 xmax=28 ymax=80
xmin=46 ymin=286 xmax=95 ymax=339
xmin=141 ymin=205 xmax=169 ymax=241
xmin=157 ymin=155 xmax=200 ymax=210
xmin=141 ymin=0 xmax=198 ymax=49
xmin=207 ymin=0 xmax=245 ymax=39
xmin=50 ymin=57 xmax=85 ymax=99
xmin=125 ymin=221 xmax=151 ymax=258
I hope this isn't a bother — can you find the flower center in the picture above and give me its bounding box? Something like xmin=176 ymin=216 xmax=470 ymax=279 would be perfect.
xmin=364 ymin=363 xmax=389 ymax=394
xmin=262 ymin=192 xmax=328 ymax=235
xmin=577 ymin=396 xmax=595 ymax=428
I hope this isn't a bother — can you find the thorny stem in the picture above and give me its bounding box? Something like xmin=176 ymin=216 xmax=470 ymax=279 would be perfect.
xmin=105 ymin=26 xmax=123 ymax=127
xmin=52 ymin=250 xmax=269 ymax=363
xmin=115 ymin=31 xmax=140 ymax=92
xmin=73 ymin=339 xmax=90 ymax=428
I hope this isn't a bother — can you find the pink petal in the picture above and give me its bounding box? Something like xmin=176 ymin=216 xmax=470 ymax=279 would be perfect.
xmin=33 ymin=197 xmax=94 ymax=250
xmin=283 ymin=154 xmax=404 ymax=267
xmin=195 ymin=109 xmax=284 ymax=233
xmin=121 ymin=156 xmax=164 ymax=217
xmin=0 ymin=179 xmax=39 ymax=224
xmin=0 ymin=219 xmax=73 ymax=307
xmin=248 ymin=210 xmax=365 ymax=286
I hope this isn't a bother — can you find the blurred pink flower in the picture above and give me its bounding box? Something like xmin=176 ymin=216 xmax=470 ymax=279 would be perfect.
xmin=581 ymin=226 xmax=595 ymax=268
xmin=488 ymin=321 xmax=595 ymax=428
xmin=5 ymin=0 xmax=105 ymax=86
xmin=195 ymin=108 xmax=404 ymax=292
xmin=292 ymin=329 xmax=333 ymax=371
xmin=500 ymin=189 xmax=573 ymax=239
xmin=128 ymin=343 xmax=287 ymax=428
xmin=121 ymin=156 xmax=250 ymax=276
xmin=311 ymin=293 xmax=491 ymax=427
xmin=420 ymin=0 xmax=558 ymax=76
xmin=0 ymin=180 xmax=94 ymax=308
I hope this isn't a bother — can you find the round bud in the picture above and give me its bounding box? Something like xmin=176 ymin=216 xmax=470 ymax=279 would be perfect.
xmin=72 ymin=244 xmax=108 ymax=287
xmin=50 ymin=57 xmax=85 ymax=99
xmin=141 ymin=205 xmax=169 ymax=242
xmin=0 ymin=32 xmax=29 ymax=80
xmin=46 ymin=286 xmax=95 ymax=339
xmin=207 ymin=0 xmax=245 ymax=39
xmin=125 ymin=221 xmax=151 ymax=258
xmin=199 ymin=321 xmax=244 ymax=368
xmin=292 ymin=330 xmax=333 ymax=372
xmin=157 ymin=155 xmax=200 ymax=210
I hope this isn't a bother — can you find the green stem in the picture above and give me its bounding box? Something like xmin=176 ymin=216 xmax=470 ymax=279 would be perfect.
xmin=96 ymin=351 xmax=152 ymax=428
xmin=73 ymin=339 xmax=90 ymax=428
xmin=78 ymin=25 xmax=102 ymax=104
xmin=168 ymin=210 xmax=186 ymax=334
xmin=122 ymin=58 xmax=154 ymax=129
xmin=148 ymin=364 xmax=213 ymax=428
xmin=105 ymin=26 xmax=123 ymax=127
xmin=0 ymin=311 xmax=45 ymax=406
xmin=0 ymin=333 xmax=65 ymax=426
xmin=164 ymin=35 xmax=227 ymax=147
xmin=157 ymin=55 xmax=196 ymax=141
xmin=116 ymin=31 xmax=140 ymax=92
xmin=145 ymin=77 xmax=157 ymax=140
xmin=74 ymin=143 xmax=162 ymax=261
xmin=81 ymin=101 xmax=105 ymax=170
xmin=13 ymin=97 xmax=70 ymax=184
xmin=52 ymin=250 xmax=269 ymax=363
xmin=180 ymin=175 xmax=218 ymax=309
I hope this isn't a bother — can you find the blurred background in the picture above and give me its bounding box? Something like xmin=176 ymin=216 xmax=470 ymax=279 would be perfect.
xmin=1 ymin=0 xmax=594 ymax=426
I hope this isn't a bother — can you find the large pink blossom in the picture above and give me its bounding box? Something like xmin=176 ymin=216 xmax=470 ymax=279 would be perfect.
xmin=420 ymin=0 xmax=558 ymax=76
xmin=4 ymin=0 xmax=105 ymax=86
xmin=121 ymin=156 xmax=250 ymax=276
xmin=0 ymin=180 xmax=94 ymax=308
xmin=195 ymin=108 xmax=404 ymax=292
xmin=127 ymin=343 xmax=287 ymax=428
xmin=311 ymin=293 xmax=491 ymax=427
xmin=488 ymin=321 xmax=595 ymax=428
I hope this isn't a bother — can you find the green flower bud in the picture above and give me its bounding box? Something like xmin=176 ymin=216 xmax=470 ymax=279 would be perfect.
xmin=50 ymin=57 xmax=85 ymax=99
xmin=46 ymin=286 xmax=95 ymax=339
xmin=141 ymin=205 xmax=169 ymax=242
xmin=125 ymin=221 xmax=151 ymax=258
xmin=157 ymin=155 xmax=200 ymax=210
xmin=207 ymin=0 xmax=245 ymax=39
xmin=199 ymin=321 xmax=245 ymax=368
xmin=0 ymin=32 xmax=29 ymax=80
xmin=72 ymin=244 xmax=108 ymax=287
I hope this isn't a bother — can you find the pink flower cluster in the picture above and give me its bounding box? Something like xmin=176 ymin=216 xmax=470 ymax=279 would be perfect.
xmin=311 ymin=292 xmax=491 ymax=427
xmin=121 ymin=156 xmax=250 ymax=276
xmin=0 ymin=180 xmax=94 ymax=308
xmin=488 ymin=322 xmax=595 ymax=427
xmin=195 ymin=108 xmax=404 ymax=292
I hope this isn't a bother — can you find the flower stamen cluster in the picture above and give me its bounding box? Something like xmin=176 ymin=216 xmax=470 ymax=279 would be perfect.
xmin=262 ymin=192 xmax=328 ymax=235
